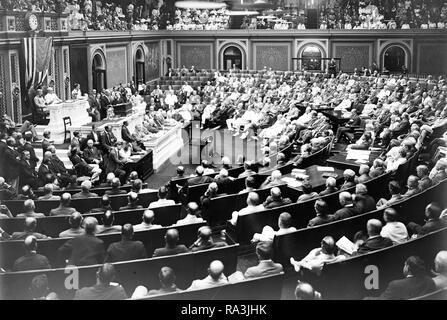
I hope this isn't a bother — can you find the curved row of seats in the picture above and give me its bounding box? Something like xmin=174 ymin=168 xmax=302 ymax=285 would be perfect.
xmin=0 ymin=241 xmax=239 ymax=300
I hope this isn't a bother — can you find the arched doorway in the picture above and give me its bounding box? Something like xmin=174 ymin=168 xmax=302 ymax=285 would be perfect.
xmin=223 ymin=46 xmax=243 ymax=70
xmin=384 ymin=46 xmax=406 ymax=73
xmin=92 ymin=53 xmax=106 ymax=91
xmin=301 ymin=45 xmax=322 ymax=71
xmin=135 ymin=48 xmax=145 ymax=86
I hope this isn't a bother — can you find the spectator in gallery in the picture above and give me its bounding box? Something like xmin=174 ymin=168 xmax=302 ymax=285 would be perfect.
xmin=133 ymin=209 xmax=163 ymax=231
xmin=105 ymin=224 xmax=147 ymax=263
xmin=12 ymin=235 xmax=51 ymax=272
xmin=58 ymin=216 xmax=105 ymax=267
xmin=176 ymin=202 xmax=204 ymax=226
xmin=74 ymin=263 xmax=128 ymax=300
xmin=370 ymin=256 xmax=436 ymax=300
xmin=187 ymin=260 xmax=228 ymax=290
xmin=152 ymin=228 xmax=189 ymax=258
xmin=59 ymin=211 xmax=85 ymax=238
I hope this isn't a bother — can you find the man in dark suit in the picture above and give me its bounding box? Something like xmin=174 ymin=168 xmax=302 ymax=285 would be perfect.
xmin=85 ymin=123 xmax=101 ymax=149
xmin=3 ymin=137 xmax=22 ymax=191
xmin=58 ymin=217 xmax=105 ymax=266
xmin=49 ymin=193 xmax=77 ymax=216
xmin=105 ymin=224 xmax=147 ymax=263
xmin=99 ymin=91 xmax=112 ymax=120
xmin=373 ymin=256 xmax=436 ymax=299
xmin=72 ymin=180 xmax=99 ymax=199
xmin=83 ymin=139 xmax=102 ymax=166
xmin=121 ymin=121 xmax=134 ymax=144
xmin=263 ymin=187 xmax=292 ymax=209
xmin=183 ymin=166 xmax=214 ymax=189
xmin=22 ymin=132 xmax=39 ymax=169
xmin=407 ymin=203 xmax=447 ymax=237
xmin=41 ymin=130 xmax=52 ymax=154
xmin=10 ymin=217 xmax=49 ymax=240
xmin=105 ymin=178 xmax=127 ymax=196
xmin=213 ymin=168 xmax=233 ymax=195
xmin=104 ymin=145 xmax=126 ymax=184
xmin=353 ymin=184 xmax=376 ymax=214
xmin=100 ymin=126 xmax=117 ymax=154
xmin=244 ymin=241 xmax=283 ymax=279
xmin=356 ymin=219 xmax=393 ymax=255
xmin=13 ymin=236 xmax=51 ymax=271
xmin=189 ymin=226 xmax=226 ymax=252
xmin=330 ymin=191 xmax=361 ymax=221
xmin=118 ymin=192 xmax=143 ymax=211
xmin=37 ymin=158 xmax=55 ymax=187
xmin=74 ymin=263 xmax=128 ymax=300
xmin=152 ymin=229 xmax=189 ymax=257
xmin=19 ymin=150 xmax=38 ymax=188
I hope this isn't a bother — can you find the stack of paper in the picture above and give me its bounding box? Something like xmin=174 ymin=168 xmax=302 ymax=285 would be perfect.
xmin=346 ymin=150 xmax=371 ymax=161
xmin=336 ymin=236 xmax=356 ymax=255
xmin=316 ymin=166 xmax=335 ymax=172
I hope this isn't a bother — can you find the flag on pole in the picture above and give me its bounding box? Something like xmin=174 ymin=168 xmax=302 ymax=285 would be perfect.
xmin=23 ymin=36 xmax=53 ymax=89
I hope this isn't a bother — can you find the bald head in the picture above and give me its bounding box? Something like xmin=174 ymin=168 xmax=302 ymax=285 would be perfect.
xmin=165 ymin=229 xmax=180 ymax=247
xmin=270 ymin=187 xmax=282 ymax=200
xmin=295 ymin=282 xmax=316 ymax=300
xmin=367 ymin=219 xmax=383 ymax=237
xmin=355 ymin=184 xmax=367 ymax=195
xmin=24 ymin=235 xmax=37 ymax=252
xmin=435 ymin=251 xmax=447 ymax=274
xmin=208 ymin=260 xmax=224 ymax=280
xmin=247 ymin=192 xmax=260 ymax=206
xmin=326 ymin=177 xmax=336 ymax=188
xmin=195 ymin=166 xmax=204 ymax=176
xmin=122 ymin=224 xmax=134 ymax=240
xmin=339 ymin=191 xmax=353 ymax=205
xmin=128 ymin=192 xmax=138 ymax=203
xmin=198 ymin=226 xmax=212 ymax=242
xmin=187 ymin=202 xmax=199 ymax=217
xmin=142 ymin=209 xmax=155 ymax=224
xmin=60 ymin=193 xmax=71 ymax=206
xmin=81 ymin=180 xmax=92 ymax=192
xmin=24 ymin=199 xmax=35 ymax=212
xmin=111 ymin=178 xmax=121 ymax=189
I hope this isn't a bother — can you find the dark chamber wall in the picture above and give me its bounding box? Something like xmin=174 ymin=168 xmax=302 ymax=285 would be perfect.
xmin=178 ymin=43 xmax=213 ymax=70
xmin=417 ymin=42 xmax=447 ymax=76
xmin=69 ymin=47 xmax=88 ymax=94
xmin=253 ymin=43 xmax=291 ymax=71
xmin=145 ymin=41 xmax=160 ymax=81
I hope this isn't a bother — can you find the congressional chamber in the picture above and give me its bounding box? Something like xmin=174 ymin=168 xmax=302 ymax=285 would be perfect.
xmin=0 ymin=0 xmax=447 ymax=301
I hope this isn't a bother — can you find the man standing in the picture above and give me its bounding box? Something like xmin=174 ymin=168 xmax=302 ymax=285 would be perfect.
xmin=3 ymin=137 xmax=21 ymax=191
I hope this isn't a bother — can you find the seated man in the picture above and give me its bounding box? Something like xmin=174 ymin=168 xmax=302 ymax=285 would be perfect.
xmin=118 ymin=192 xmax=143 ymax=211
xmin=189 ymin=226 xmax=227 ymax=252
xmin=371 ymin=256 xmax=436 ymax=300
xmin=376 ymin=181 xmax=403 ymax=209
xmin=307 ymin=200 xmax=334 ymax=227
xmin=74 ymin=263 xmax=128 ymax=300
xmin=380 ymin=208 xmax=408 ymax=245
xmin=49 ymin=193 xmax=77 ymax=216
xmin=59 ymin=211 xmax=84 ymax=238
xmin=152 ymin=229 xmax=189 ymax=257
xmin=353 ymin=184 xmax=376 ymax=214
xmin=252 ymin=212 xmax=298 ymax=242
xmin=69 ymin=147 xmax=102 ymax=183
xmin=16 ymin=199 xmax=45 ymax=218
xmin=263 ymin=187 xmax=292 ymax=209
xmin=402 ymin=175 xmax=421 ymax=198
xmin=58 ymin=217 xmax=105 ymax=266
xmin=295 ymin=282 xmax=322 ymax=300
xmin=105 ymin=224 xmax=147 ymax=262
xmin=290 ymin=236 xmax=345 ymax=273
xmin=230 ymin=192 xmax=265 ymax=226
xmin=147 ymin=267 xmax=182 ymax=296
xmin=0 ymin=201 xmax=13 ymax=219
xmin=44 ymin=87 xmax=62 ymax=105
xmin=105 ymin=178 xmax=127 ymax=195
xmin=296 ymin=183 xmax=319 ymax=203
xmin=407 ymin=203 xmax=447 ymax=237
xmin=355 ymin=219 xmax=393 ymax=255
xmin=28 ymin=274 xmax=59 ymax=300
xmin=72 ymin=180 xmax=99 ymax=199
xmin=176 ymin=202 xmax=204 ymax=225
xmin=432 ymin=251 xmax=447 ymax=289
xmin=148 ymin=186 xmax=175 ymax=209
xmin=187 ymin=260 xmax=228 ymax=290
xmin=260 ymin=170 xmax=285 ymax=189
xmin=340 ymin=169 xmax=357 ymax=190
xmin=357 ymin=164 xmax=371 ymax=183
xmin=37 ymin=183 xmax=60 ymax=200
xmin=244 ymin=241 xmax=283 ymax=279
xmin=238 ymin=176 xmax=256 ymax=194
xmin=11 ymin=217 xmax=49 ymax=240
xmin=96 ymin=210 xmax=122 ymax=235
xmin=319 ymin=177 xmax=338 ymax=196
xmin=13 ymin=236 xmax=51 ymax=271
xmin=330 ymin=191 xmax=360 ymax=221
xmin=416 ymin=165 xmax=432 ymax=191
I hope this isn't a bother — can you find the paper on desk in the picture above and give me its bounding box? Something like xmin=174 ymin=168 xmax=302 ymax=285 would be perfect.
xmin=283 ymin=177 xmax=302 ymax=188
xmin=346 ymin=150 xmax=371 ymax=161
xmin=316 ymin=166 xmax=335 ymax=172
xmin=336 ymin=236 xmax=356 ymax=255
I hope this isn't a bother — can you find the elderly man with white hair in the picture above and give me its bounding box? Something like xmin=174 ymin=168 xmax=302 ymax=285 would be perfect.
xmin=260 ymin=170 xmax=284 ymax=189
xmin=72 ymin=180 xmax=99 ymax=199
xmin=433 ymin=251 xmax=447 ymax=289
xmin=44 ymin=87 xmax=62 ymax=105
xmin=340 ymin=169 xmax=357 ymax=190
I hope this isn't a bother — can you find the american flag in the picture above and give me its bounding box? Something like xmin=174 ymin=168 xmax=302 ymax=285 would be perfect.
xmin=23 ymin=36 xmax=53 ymax=89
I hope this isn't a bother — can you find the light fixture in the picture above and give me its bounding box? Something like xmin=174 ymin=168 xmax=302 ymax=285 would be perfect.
xmin=175 ymin=1 xmax=227 ymax=9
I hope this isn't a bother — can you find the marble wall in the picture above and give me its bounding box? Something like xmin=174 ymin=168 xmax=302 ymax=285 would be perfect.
xmin=253 ymin=43 xmax=291 ymax=70
xmin=178 ymin=43 xmax=213 ymax=70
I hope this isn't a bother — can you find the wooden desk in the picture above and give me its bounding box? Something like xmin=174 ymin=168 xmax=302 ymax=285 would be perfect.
xmin=282 ymin=164 xmax=344 ymax=192
xmin=124 ymin=150 xmax=154 ymax=180
xmin=326 ymin=150 xmax=382 ymax=171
